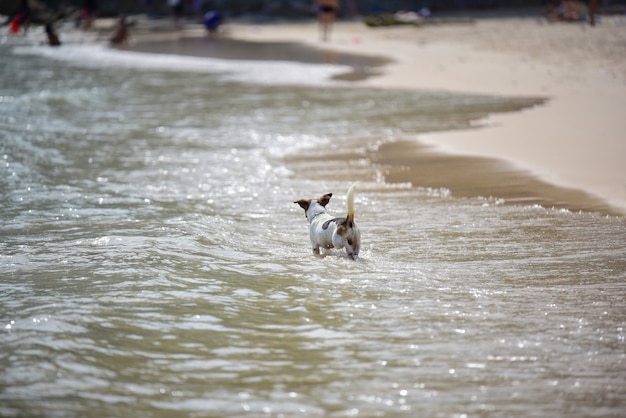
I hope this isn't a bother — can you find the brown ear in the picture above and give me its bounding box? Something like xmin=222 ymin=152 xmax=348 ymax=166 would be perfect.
xmin=294 ymin=199 xmax=310 ymax=211
xmin=319 ymin=193 xmax=332 ymax=207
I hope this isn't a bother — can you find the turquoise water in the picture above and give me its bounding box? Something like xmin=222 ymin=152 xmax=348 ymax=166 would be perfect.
xmin=1 ymin=41 xmax=625 ymax=417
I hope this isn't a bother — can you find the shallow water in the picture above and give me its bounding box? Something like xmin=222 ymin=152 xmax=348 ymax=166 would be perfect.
xmin=1 ymin=41 xmax=625 ymax=417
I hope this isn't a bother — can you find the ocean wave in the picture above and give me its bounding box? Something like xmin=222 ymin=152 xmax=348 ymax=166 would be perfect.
xmin=12 ymin=43 xmax=351 ymax=86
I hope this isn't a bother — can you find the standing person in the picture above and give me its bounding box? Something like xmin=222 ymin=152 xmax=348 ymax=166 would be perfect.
xmin=81 ymin=0 xmax=97 ymax=30
xmin=588 ymin=0 xmax=599 ymax=25
xmin=168 ymin=0 xmax=184 ymax=30
xmin=9 ymin=0 xmax=31 ymax=35
xmin=316 ymin=0 xmax=339 ymax=42
xmin=144 ymin=0 xmax=155 ymax=18
xmin=193 ymin=0 xmax=204 ymax=22
xmin=44 ymin=23 xmax=61 ymax=46
xmin=109 ymin=15 xmax=129 ymax=46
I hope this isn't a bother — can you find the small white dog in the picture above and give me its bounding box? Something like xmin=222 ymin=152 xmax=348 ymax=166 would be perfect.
xmin=294 ymin=183 xmax=361 ymax=260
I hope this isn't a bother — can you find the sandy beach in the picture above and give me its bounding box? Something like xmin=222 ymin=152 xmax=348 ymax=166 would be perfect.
xmin=220 ymin=16 xmax=626 ymax=214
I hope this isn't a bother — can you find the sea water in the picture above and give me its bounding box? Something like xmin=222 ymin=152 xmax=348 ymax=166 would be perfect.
xmin=1 ymin=40 xmax=625 ymax=417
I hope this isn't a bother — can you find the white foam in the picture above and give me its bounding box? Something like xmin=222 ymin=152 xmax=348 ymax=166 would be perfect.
xmin=13 ymin=43 xmax=352 ymax=86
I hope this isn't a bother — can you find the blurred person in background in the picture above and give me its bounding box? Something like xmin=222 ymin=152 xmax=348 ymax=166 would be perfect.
xmin=316 ymin=0 xmax=339 ymax=41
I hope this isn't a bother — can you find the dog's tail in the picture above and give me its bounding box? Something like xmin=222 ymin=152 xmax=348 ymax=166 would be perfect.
xmin=346 ymin=183 xmax=357 ymax=225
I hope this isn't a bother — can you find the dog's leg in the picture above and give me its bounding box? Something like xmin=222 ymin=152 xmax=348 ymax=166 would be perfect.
xmin=312 ymin=245 xmax=326 ymax=257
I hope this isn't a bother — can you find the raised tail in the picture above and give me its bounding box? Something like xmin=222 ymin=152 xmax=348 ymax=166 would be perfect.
xmin=346 ymin=183 xmax=357 ymax=224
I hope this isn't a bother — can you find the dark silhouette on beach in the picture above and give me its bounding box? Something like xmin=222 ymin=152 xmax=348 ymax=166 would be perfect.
xmin=44 ymin=22 xmax=61 ymax=45
xmin=8 ymin=0 xmax=30 ymax=34
xmin=316 ymin=0 xmax=339 ymax=41
xmin=110 ymin=15 xmax=129 ymax=45
xmin=168 ymin=0 xmax=183 ymax=30
xmin=203 ymin=10 xmax=223 ymax=35
xmin=80 ymin=0 xmax=97 ymax=30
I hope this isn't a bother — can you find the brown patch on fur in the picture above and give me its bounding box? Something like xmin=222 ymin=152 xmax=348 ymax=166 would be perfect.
xmin=336 ymin=222 xmax=349 ymax=237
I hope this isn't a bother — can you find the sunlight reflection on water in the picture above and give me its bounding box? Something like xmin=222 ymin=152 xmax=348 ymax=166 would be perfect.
xmin=1 ymin=44 xmax=625 ymax=417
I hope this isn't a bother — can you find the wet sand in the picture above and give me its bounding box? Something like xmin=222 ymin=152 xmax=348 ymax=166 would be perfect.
xmin=284 ymin=135 xmax=619 ymax=215
xmin=126 ymin=16 xmax=626 ymax=215
xmin=131 ymin=36 xmax=390 ymax=67
xmin=223 ymin=18 xmax=626 ymax=215
xmin=130 ymin=35 xmax=390 ymax=82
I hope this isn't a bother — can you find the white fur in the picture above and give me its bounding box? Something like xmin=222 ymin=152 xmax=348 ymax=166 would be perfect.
xmin=346 ymin=182 xmax=356 ymax=218
xmin=295 ymin=183 xmax=361 ymax=260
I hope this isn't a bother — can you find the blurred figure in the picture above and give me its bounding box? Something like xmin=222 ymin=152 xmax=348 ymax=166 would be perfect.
xmin=81 ymin=0 xmax=98 ymax=30
xmin=394 ymin=9 xmax=422 ymax=24
xmin=168 ymin=0 xmax=184 ymax=30
xmin=545 ymin=0 xmax=588 ymax=22
xmin=316 ymin=0 xmax=339 ymax=42
xmin=203 ymin=10 xmax=223 ymax=35
xmin=44 ymin=23 xmax=61 ymax=46
xmin=110 ymin=15 xmax=129 ymax=46
xmin=9 ymin=0 xmax=31 ymax=35
xmin=588 ymin=0 xmax=599 ymax=25
xmin=144 ymin=0 xmax=156 ymax=18
xmin=193 ymin=0 xmax=204 ymax=22
xmin=346 ymin=0 xmax=357 ymax=18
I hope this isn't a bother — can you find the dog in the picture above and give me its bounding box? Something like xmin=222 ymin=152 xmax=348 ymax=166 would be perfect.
xmin=294 ymin=183 xmax=361 ymax=260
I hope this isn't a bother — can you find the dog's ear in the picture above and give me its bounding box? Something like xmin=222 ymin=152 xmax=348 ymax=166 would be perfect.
xmin=294 ymin=199 xmax=310 ymax=211
xmin=319 ymin=193 xmax=332 ymax=207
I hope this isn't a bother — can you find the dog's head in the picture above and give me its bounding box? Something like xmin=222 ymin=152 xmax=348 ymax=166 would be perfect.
xmin=294 ymin=193 xmax=332 ymax=222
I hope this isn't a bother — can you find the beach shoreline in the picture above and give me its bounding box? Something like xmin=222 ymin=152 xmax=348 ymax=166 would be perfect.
xmin=86 ymin=13 xmax=626 ymax=214
xmin=220 ymin=17 xmax=626 ymax=215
